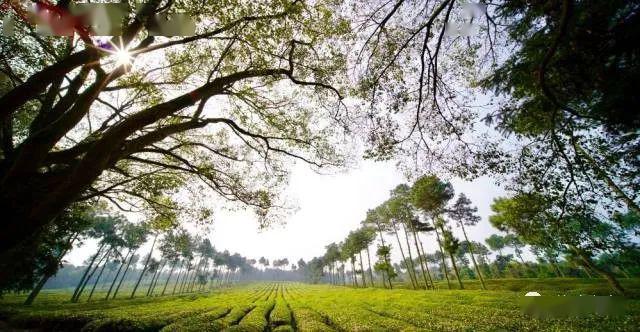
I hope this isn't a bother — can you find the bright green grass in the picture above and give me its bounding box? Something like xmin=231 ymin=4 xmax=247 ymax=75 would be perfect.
xmin=1 ymin=279 xmax=639 ymax=331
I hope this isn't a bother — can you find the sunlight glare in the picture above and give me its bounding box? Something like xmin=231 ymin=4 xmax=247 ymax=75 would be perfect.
xmin=114 ymin=48 xmax=132 ymax=66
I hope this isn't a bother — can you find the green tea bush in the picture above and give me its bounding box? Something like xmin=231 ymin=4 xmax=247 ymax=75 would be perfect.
xmin=234 ymin=300 xmax=274 ymax=331
xmin=269 ymin=300 xmax=292 ymax=327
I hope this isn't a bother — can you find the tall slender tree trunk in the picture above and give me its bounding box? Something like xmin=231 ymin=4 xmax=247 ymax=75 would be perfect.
xmin=365 ymin=246 xmax=375 ymax=287
xmin=75 ymin=247 xmax=110 ymax=302
xmin=131 ymin=233 xmax=158 ymax=298
xmin=447 ymin=251 xmax=464 ymax=289
xmin=330 ymin=264 xmax=334 ymax=284
xmin=571 ymin=246 xmax=625 ymax=295
xmin=433 ymin=225 xmax=452 ymax=289
xmin=418 ymin=238 xmax=434 ymax=288
xmin=25 ymin=233 xmax=78 ymax=305
xmin=179 ymin=261 xmax=192 ymax=293
xmin=350 ymin=258 xmax=358 ymax=287
xmin=71 ymin=242 xmax=105 ymax=302
xmin=401 ymin=223 xmax=419 ymax=288
xmin=105 ymin=249 xmax=131 ymax=300
xmin=147 ymin=260 xmax=165 ymax=296
xmin=438 ymin=224 xmax=463 ymax=289
xmin=551 ymin=260 xmax=565 ymax=278
xmin=374 ymin=219 xmax=393 ymax=289
xmin=358 ymin=251 xmax=367 ymax=288
xmin=459 ymin=223 xmax=486 ymax=290
xmin=187 ymin=258 xmax=202 ymax=293
xmin=113 ymin=249 xmax=136 ymax=299
xmin=411 ymin=227 xmax=432 ymax=290
xmin=172 ymin=261 xmax=185 ymax=294
xmin=88 ymin=249 xmax=112 ymax=301
xmin=391 ymin=220 xmax=417 ymax=289
xmin=162 ymin=261 xmax=177 ymax=295
xmin=24 ymin=274 xmax=48 ymax=306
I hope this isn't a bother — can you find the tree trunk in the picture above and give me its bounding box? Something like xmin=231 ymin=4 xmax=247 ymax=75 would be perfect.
xmin=113 ymin=249 xmax=136 ymax=299
xmin=188 ymin=257 xmax=203 ymax=292
xmin=411 ymin=226 xmax=432 ymax=290
xmin=417 ymin=237 xmax=434 ymax=289
xmin=87 ymin=249 xmax=112 ymax=301
xmin=131 ymin=233 xmax=158 ymax=298
xmin=400 ymin=223 xmax=420 ymax=289
xmin=106 ymin=249 xmax=131 ymax=300
xmin=350 ymin=258 xmax=358 ymax=287
xmin=374 ymin=219 xmax=393 ymax=289
xmin=24 ymin=274 xmax=49 ymax=306
xmin=460 ymin=223 xmax=486 ymax=290
xmin=358 ymin=251 xmax=367 ymax=288
xmin=572 ymin=247 xmax=625 ymax=295
xmin=552 ymin=260 xmax=565 ymax=278
xmin=71 ymin=242 xmax=105 ymax=302
xmin=162 ymin=261 xmax=177 ymax=295
xmin=147 ymin=259 xmax=166 ymax=296
xmin=365 ymin=246 xmax=375 ymax=287
xmin=25 ymin=233 xmax=78 ymax=305
xmin=180 ymin=261 xmax=193 ymax=293
xmin=432 ymin=225 xmax=451 ymax=289
xmin=74 ymin=246 xmax=110 ymax=302
xmin=391 ymin=220 xmax=417 ymax=289
xmin=172 ymin=261 xmax=185 ymax=294
xmin=447 ymin=251 xmax=464 ymax=289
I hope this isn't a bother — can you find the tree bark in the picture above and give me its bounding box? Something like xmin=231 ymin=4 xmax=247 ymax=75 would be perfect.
xmin=350 ymin=258 xmax=358 ymax=287
xmin=25 ymin=233 xmax=77 ymax=305
xmin=106 ymin=249 xmax=131 ymax=300
xmin=365 ymin=246 xmax=375 ymax=287
xmin=161 ymin=261 xmax=177 ymax=295
xmin=391 ymin=220 xmax=417 ymax=289
xmin=147 ymin=259 xmax=166 ymax=296
xmin=75 ymin=247 xmax=110 ymax=302
xmin=460 ymin=223 xmax=486 ymax=290
xmin=71 ymin=242 xmax=105 ymax=302
xmin=172 ymin=261 xmax=185 ymax=294
xmin=24 ymin=275 xmax=49 ymax=306
xmin=130 ymin=233 xmax=158 ymax=298
xmin=401 ymin=223 xmax=419 ymax=288
xmin=572 ymin=247 xmax=625 ymax=295
xmin=411 ymin=226 xmax=432 ymax=290
xmin=418 ymin=238 xmax=434 ymax=288
xmin=358 ymin=251 xmax=367 ymax=288
xmin=373 ymin=219 xmax=393 ymax=289
xmin=432 ymin=225 xmax=451 ymax=289
xmin=87 ymin=249 xmax=112 ymax=301
xmin=113 ymin=249 xmax=136 ymax=299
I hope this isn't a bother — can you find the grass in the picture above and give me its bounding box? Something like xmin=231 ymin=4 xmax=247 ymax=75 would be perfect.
xmin=1 ymin=279 xmax=639 ymax=331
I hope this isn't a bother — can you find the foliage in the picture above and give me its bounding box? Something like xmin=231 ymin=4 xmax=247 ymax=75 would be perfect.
xmin=2 ymin=282 xmax=640 ymax=331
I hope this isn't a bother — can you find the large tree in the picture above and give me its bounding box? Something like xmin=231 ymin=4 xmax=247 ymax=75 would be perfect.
xmin=0 ymin=0 xmax=351 ymax=258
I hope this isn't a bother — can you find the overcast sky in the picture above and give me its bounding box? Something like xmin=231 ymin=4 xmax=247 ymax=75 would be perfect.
xmin=66 ymin=157 xmax=522 ymax=267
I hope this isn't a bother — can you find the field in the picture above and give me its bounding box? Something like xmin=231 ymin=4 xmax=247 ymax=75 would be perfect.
xmin=1 ymin=280 xmax=639 ymax=331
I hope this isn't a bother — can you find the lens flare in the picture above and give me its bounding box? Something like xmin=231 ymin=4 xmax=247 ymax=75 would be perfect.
xmin=114 ymin=48 xmax=132 ymax=66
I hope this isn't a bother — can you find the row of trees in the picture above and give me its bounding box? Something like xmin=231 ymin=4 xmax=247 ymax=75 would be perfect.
xmin=306 ymin=174 xmax=638 ymax=293
xmin=20 ymin=209 xmax=260 ymax=304
xmin=306 ymin=175 xmax=485 ymax=290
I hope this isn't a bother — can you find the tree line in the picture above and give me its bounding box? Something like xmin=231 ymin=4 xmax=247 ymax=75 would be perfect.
xmin=303 ymin=175 xmax=638 ymax=294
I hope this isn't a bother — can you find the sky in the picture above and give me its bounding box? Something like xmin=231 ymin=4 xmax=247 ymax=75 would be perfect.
xmin=65 ymin=157 xmax=522 ymax=267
